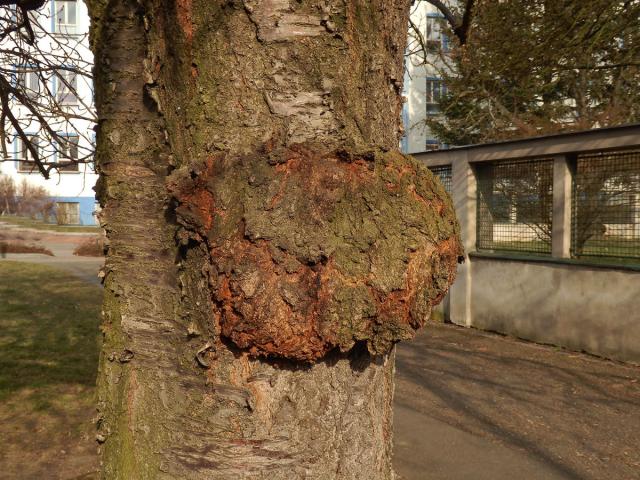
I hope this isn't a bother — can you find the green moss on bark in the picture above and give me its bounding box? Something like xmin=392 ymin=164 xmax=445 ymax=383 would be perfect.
xmin=169 ymin=145 xmax=462 ymax=362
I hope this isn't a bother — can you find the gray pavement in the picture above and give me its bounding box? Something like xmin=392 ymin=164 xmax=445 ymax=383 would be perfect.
xmin=395 ymin=404 xmax=569 ymax=480
xmin=0 ymin=224 xmax=103 ymax=284
xmin=394 ymin=323 xmax=640 ymax=480
xmin=0 ymin=251 xmax=103 ymax=285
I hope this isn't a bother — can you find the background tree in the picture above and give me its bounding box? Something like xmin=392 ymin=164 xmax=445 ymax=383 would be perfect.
xmin=0 ymin=174 xmax=53 ymax=217
xmin=420 ymin=0 xmax=640 ymax=145
xmin=422 ymin=0 xmax=475 ymax=46
xmin=81 ymin=0 xmax=461 ymax=479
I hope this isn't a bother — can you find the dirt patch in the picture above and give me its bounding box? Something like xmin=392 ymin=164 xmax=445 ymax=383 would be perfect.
xmin=0 ymin=241 xmax=54 ymax=256
xmin=0 ymin=230 xmax=53 ymax=256
xmin=0 ymin=387 xmax=98 ymax=480
xmin=73 ymin=236 xmax=105 ymax=257
xmin=0 ymin=229 xmax=42 ymax=242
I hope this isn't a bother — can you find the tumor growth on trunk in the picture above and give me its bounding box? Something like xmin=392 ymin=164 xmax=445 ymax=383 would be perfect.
xmin=169 ymin=143 xmax=461 ymax=362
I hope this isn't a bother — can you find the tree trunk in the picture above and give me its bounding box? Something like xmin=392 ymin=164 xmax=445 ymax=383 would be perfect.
xmin=87 ymin=1 xmax=460 ymax=478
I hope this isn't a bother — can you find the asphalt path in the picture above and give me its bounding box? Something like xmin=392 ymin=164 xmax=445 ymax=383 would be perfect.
xmin=0 ymin=224 xmax=103 ymax=284
xmin=394 ymin=323 xmax=640 ymax=480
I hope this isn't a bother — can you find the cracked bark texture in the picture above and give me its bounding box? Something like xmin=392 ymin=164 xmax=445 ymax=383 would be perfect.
xmin=87 ymin=0 xmax=459 ymax=479
xmin=168 ymin=148 xmax=460 ymax=362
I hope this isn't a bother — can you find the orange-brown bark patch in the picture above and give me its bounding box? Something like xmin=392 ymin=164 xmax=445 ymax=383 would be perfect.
xmin=175 ymin=0 xmax=193 ymax=44
xmin=168 ymin=146 xmax=462 ymax=362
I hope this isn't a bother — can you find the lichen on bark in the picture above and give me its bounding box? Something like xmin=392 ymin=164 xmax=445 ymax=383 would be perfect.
xmin=169 ymin=143 xmax=462 ymax=362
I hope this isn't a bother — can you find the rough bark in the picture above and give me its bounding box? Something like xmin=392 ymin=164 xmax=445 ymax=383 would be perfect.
xmin=87 ymin=1 xmax=461 ymax=478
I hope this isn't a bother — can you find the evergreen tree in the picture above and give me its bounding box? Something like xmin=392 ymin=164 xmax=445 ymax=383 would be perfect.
xmin=425 ymin=0 xmax=640 ymax=144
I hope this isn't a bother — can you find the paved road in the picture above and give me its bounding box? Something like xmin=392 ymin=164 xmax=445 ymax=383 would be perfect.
xmin=394 ymin=323 xmax=640 ymax=480
xmin=0 ymin=250 xmax=103 ymax=285
xmin=0 ymin=225 xmax=103 ymax=284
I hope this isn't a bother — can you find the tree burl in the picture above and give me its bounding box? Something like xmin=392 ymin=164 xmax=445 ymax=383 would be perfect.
xmin=169 ymin=144 xmax=461 ymax=362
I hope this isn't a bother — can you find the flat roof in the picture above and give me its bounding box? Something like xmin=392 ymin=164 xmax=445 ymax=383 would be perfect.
xmin=413 ymin=123 xmax=640 ymax=165
xmin=419 ymin=123 xmax=640 ymax=153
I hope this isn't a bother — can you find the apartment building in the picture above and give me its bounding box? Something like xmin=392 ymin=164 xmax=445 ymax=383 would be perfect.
xmin=402 ymin=1 xmax=450 ymax=154
xmin=0 ymin=0 xmax=97 ymax=225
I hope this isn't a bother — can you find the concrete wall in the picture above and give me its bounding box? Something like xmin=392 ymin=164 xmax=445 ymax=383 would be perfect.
xmin=470 ymin=256 xmax=640 ymax=363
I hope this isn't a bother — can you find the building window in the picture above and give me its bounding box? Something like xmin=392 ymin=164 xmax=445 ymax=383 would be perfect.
xmin=56 ymin=201 xmax=80 ymax=224
xmin=426 ymin=78 xmax=445 ymax=115
xmin=56 ymin=70 xmax=78 ymax=105
xmin=16 ymin=68 xmax=40 ymax=100
xmin=53 ymin=0 xmax=77 ymax=35
xmin=57 ymin=134 xmax=79 ymax=171
xmin=16 ymin=135 xmax=40 ymax=172
xmin=425 ymin=139 xmax=441 ymax=151
xmin=427 ymin=16 xmax=444 ymax=50
xmin=426 ymin=16 xmax=447 ymax=52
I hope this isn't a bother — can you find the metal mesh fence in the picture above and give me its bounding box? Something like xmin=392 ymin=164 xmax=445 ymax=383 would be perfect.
xmin=571 ymin=150 xmax=640 ymax=261
xmin=476 ymin=158 xmax=553 ymax=255
xmin=429 ymin=165 xmax=452 ymax=193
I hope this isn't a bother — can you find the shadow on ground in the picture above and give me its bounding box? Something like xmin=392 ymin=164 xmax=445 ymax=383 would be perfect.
xmin=2 ymin=239 xmax=640 ymax=480
xmin=0 ymin=261 xmax=102 ymax=479
xmin=0 ymin=262 xmax=102 ymax=399
xmin=393 ymin=322 xmax=640 ymax=480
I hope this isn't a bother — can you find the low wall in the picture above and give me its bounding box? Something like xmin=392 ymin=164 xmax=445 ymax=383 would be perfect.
xmin=467 ymin=255 xmax=640 ymax=364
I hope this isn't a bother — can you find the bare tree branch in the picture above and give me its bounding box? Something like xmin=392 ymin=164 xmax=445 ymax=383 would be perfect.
xmin=422 ymin=0 xmax=476 ymax=45
xmin=421 ymin=0 xmax=459 ymax=34
xmin=457 ymin=0 xmax=476 ymax=45
xmin=0 ymin=3 xmax=95 ymax=178
xmin=0 ymin=76 xmax=47 ymax=176
xmin=0 ymin=0 xmax=47 ymax=10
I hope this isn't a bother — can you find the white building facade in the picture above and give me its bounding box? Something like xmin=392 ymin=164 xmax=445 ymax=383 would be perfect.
xmin=401 ymin=1 xmax=450 ymax=154
xmin=0 ymin=0 xmax=97 ymax=225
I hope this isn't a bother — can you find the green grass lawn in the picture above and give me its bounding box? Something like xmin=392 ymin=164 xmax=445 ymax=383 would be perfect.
xmin=0 ymin=215 xmax=101 ymax=234
xmin=0 ymin=261 xmax=102 ymax=479
xmin=0 ymin=261 xmax=102 ymax=407
xmin=484 ymin=238 xmax=640 ymax=265
xmin=577 ymin=237 xmax=640 ymax=260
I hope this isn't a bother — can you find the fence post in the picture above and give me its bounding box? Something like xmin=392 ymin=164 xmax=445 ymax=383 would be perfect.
xmin=448 ymin=152 xmax=475 ymax=327
xmin=552 ymin=154 xmax=572 ymax=258
xmin=636 ymin=192 xmax=640 ymax=239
